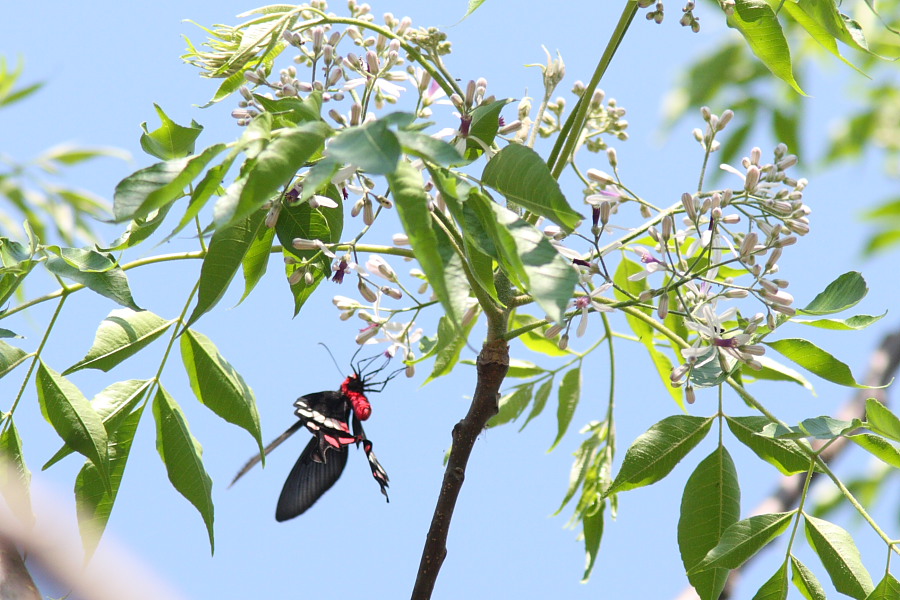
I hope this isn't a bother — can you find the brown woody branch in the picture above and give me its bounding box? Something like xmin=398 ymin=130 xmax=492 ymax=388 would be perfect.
xmin=675 ymin=328 xmax=900 ymax=600
xmin=410 ymin=339 xmax=509 ymax=600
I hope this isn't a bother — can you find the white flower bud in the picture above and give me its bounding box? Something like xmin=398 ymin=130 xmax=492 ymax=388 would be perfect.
xmin=357 ymin=279 xmax=378 ymax=303
xmin=545 ymin=323 xmax=564 ymax=338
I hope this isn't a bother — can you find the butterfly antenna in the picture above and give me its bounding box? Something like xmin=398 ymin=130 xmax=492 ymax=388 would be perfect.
xmin=318 ymin=342 xmax=345 ymax=378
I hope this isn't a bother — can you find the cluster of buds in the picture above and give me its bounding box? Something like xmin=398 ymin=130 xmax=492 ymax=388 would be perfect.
xmin=641 ymin=0 xmax=666 ymax=23
xmin=679 ymin=1 xmax=701 ymax=32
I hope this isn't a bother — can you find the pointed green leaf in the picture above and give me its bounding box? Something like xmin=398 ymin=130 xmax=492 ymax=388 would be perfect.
xmin=848 ymin=433 xmax=900 ymax=468
xmin=780 ymin=1 xmax=866 ymax=75
xmin=426 ymin=312 xmax=478 ymax=382
xmin=44 ymin=255 xmax=140 ymax=310
xmin=483 ymin=199 xmax=578 ymax=323
xmin=214 ymin=121 xmax=331 ymax=229
xmin=742 ymin=355 xmax=814 ymax=393
xmin=864 ymin=398 xmax=900 ymax=442
xmin=390 ymin=160 xmax=464 ymax=326
xmin=64 ymin=309 xmax=173 ymax=374
xmin=791 ymin=555 xmax=826 ymax=600
xmin=44 ymin=379 xmax=153 ymax=469
xmin=36 ymin=362 xmax=109 ymax=489
xmin=0 ymin=341 xmax=29 ymax=379
xmin=512 ymin=314 xmax=569 ymax=357
xmin=240 ymin=222 xmax=275 ymax=302
xmin=581 ymin=504 xmax=604 ymax=582
xmin=679 ymin=447 xmax=741 ymax=600
xmin=181 ymin=329 xmax=264 ymax=457
xmin=139 ymin=104 xmax=204 ymax=159
xmin=395 ymin=130 xmax=465 ymax=167
xmin=689 ymin=512 xmax=795 ymax=573
xmin=867 ymin=573 xmax=900 ymax=600
xmin=765 ymin=338 xmax=886 ymax=388
xmin=793 ymin=313 xmax=885 ymax=330
xmin=504 ymin=359 xmax=546 ymax=378
xmin=726 ymin=0 xmax=805 ymax=95
xmin=752 ymin=563 xmax=789 ymax=600
xmin=274 ymin=186 xmax=343 ymax=316
xmin=327 ymin=120 xmax=400 ymax=174
xmin=481 ymin=144 xmax=582 ymax=232
xmin=163 ymin=152 xmax=239 ymax=243
xmin=0 ymin=419 xmax=33 ymax=526
xmin=555 ymin=429 xmax=601 ymax=514
xmin=606 ymin=415 xmax=713 ymax=495
xmin=75 ymin=404 xmax=143 ymax=554
xmin=550 ymin=367 xmax=581 ymax=451
xmin=153 ymin=386 xmax=214 ymax=552
xmin=804 ymin=514 xmax=873 ymax=599
xmin=759 ymin=416 xmax=862 ymax=440
xmin=251 ymin=92 xmax=322 ymax=128
xmin=113 ymin=143 xmax=226 ymax=222
xmin=520 ymin=378 xmax=552 ymax=431
xmin=186 ymin=208 xmax=267 ymax=328
xmin=800 ymin=272 xmax=867 ymax=315
xmin=465 ymin=98 xmax=511 ymax=159
xmin=487 ymin=385 xmax=533 ymax=428
xmin=104 ymin=204 xmax=173 ymax=251
xmin=726 ymin=416 xmax=815 ymax=475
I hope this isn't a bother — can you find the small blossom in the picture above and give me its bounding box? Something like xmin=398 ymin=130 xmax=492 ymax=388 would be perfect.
xmin=366 ymin=255 xmax=398 ymax=281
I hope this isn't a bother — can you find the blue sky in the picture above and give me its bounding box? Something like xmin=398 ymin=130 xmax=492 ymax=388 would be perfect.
xmin=3 ymin=2 xmax=898 ymax=599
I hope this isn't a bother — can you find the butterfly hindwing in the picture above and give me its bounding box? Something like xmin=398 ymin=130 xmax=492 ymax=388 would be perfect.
xmin=275 ymin=435 xmax=349 ymax=521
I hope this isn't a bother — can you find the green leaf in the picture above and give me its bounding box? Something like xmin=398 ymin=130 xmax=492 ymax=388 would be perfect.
xmin=44 ymin=253 xmax=140 ymax=310
xmin=520 ymin=378 xmax=552 ymax=431
xmin=765 ymin=338 xmax=885 ymax=388
xmin=793 ymin=313 xmax=885 ymax=330
xmin=678 ymin=447 xmax=741 ymax=600
xmin=867 ymin=573 xmax=900 ymax=600
xmin=326 ymin=120 xmax=400 ymax=175
xmin=390 ymin=160 xmax=464 ymax=326
xmin=0 ymin=419 xmax=33 ymax=526
xmin=482 ymin=198 xmax=578 ymax=323
xmin=64 ymin=309 xmax=174 ymax=374
xmin=139 ymin=104 xmax=204 ymax=160
xmin=214 ymin=122 xmax=331 ymax=229
xmin=44 ymin=246 xmax=116 ymax=273
xmin=741 ymin=355 xmax=814 ymax=393
xmin=512 ymin=314 xmax=569 ymax=357
xmin=848 ymin=433 xmax=900 ymax=468
xmin=804 ymin=514 xmax=873 ymax=599
xmin=180 ymin=329 xmax=264 ymax=458
xmin=726 ymin=0 xmax=805 ymax=95
xmin=36 ymin=362 xmax=109 ymax=490
xmin=426 ymin=312 xmax=477 ymax=382
xmin=43 ymin=379 xmax=153 ymax=469
xmin=0 ymin=341 xmax=29 ymax=379
xmin=780 ymin=0 xmax=866 ymax=75
xmin=504 ymin=359 xmax=546 ymax=378
xmin=688 ymin=512 xmax=794 ymax=573
xmin=240 ymin=222 xmax=276 ymax=302
xmin=75 ymin=404 xmax=143 ymax=554
xmin=186 ymin=209 xmax=267 ymax=328
xmin=864 ymin=398 xmax=900 ymax=442
xmin=760 ymin=416 xmax=862 ymax=440
xmin=113 ymin=143 xmax=227 ymax=223
xmin=726 ymin=416 xmax=815 ymax=475
xmin=606 ymin=415 xmax=713 ymax=496
xmin=153 ymin=386 xmax=215 ymax=552
xmin=580 ymin=504 xmax=604 ymax=583
xmin=752 ymin=563 xmax=789 ymax=600
xmin=800 ymin=272 xmax=868 ymax=315
xmin=104 ymin=204 xmax=173 ymax=251
xmin=481 ymin=144 xmax=582 ymax=233
xmin=251 ymin=93 xmax=322 ymax=128
xmin=791 ymin=555 xmax=826 ymax=600
xmin=487 ymin=385 xmax=533 ymax=428
xmin=550 ymin=367 xmax=581 ymax=451
xmin=555 ymin=429 xmax=602 ymax=515
xmin=394 ymin=130 xmax=465 ymax=167
xmin=275 ymin=186 xmax=343 ymax=316
xmin=465 ymin=99 xmax=511 ymax=159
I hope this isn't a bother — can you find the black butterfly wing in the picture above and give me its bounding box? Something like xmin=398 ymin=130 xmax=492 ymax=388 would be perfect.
xmin=275 ymin=435 xmax=349 ymax=522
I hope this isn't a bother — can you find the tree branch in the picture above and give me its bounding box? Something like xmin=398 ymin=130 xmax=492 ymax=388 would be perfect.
xmin=411 ymin=339 xmax=509 ymax=599
xmin=674 ymin=327 xmax=900 ymax=600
